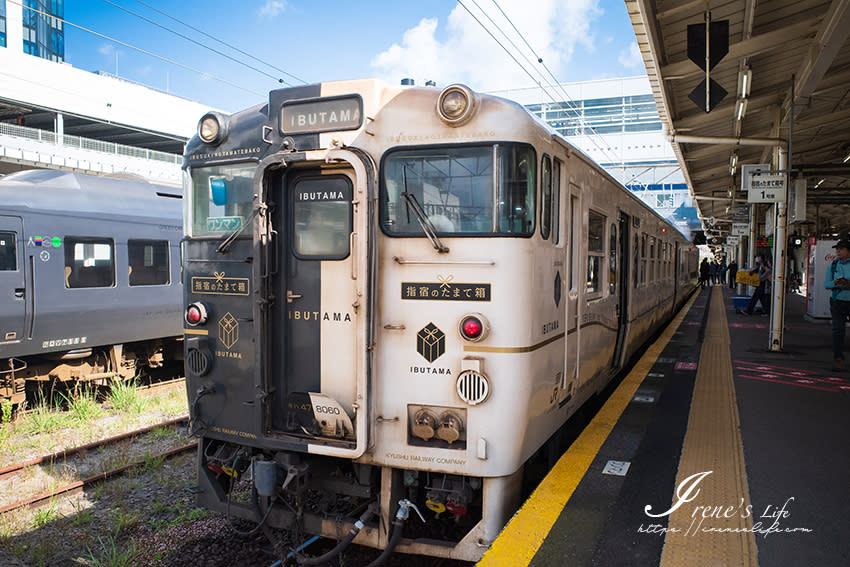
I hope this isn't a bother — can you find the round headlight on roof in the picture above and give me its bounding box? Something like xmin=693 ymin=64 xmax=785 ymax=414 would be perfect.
xmin=437 ymin=84 xmax=478 ymax=126
xmin=198 ymin=112 xmax=228 ymax=145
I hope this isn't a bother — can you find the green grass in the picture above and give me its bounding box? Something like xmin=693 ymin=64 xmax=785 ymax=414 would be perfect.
xmin=106 ymin=379 xmax=149 ymax=414
xmin=86 ymin=535 xmax=138 ymax=567
xmin=31 ymin=500 xmax=60 ymax=528
xmin=24 ymin=395 xmax=73 ymax=435
xmin=63 ymin=387 xmax=104 ymax=423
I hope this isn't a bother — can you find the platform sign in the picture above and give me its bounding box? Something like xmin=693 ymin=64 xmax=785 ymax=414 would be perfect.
xmin=748 ymin=173 xmax=787 ymax=203
xmin=741 ymin=164 xmax=770 ymax=192
xmin=731 ymin=222 xmax=748 ymax=237
xmin=726 ymin=235 xmax=739 ymax=245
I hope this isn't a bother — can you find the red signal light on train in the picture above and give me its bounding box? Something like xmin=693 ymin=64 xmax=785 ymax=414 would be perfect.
xmin=185 ymin=302 xmax=208 ymax=326
xmin=458 ymin=313 xmax=489 ymax=342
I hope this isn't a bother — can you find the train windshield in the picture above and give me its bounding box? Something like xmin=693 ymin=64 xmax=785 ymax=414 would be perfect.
xmin=381 ymin=144 xmax=536 ymax=236
xmin=187 ymin=163 xmax=255 ymax=236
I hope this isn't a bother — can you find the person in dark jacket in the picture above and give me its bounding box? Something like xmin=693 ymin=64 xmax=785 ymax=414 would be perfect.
xmin=699 ymin=258 xmax=710 ymax=287
xmin=728 ymin=260 xmax=738 ymax=288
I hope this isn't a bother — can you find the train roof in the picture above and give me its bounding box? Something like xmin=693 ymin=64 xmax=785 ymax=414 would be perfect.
xmin=0 ymin=170 xmax=182 ymax=220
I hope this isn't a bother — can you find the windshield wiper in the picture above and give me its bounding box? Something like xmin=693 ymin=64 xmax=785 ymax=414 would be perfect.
xmin=217 ymin=206 xmax=260 ymax=254
xmin=401 ymin=167 xmax=449 ymax=253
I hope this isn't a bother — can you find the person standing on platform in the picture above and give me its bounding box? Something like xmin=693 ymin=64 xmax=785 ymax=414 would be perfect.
xmin=719 ymin=259 xmax=728 ymax=286
xmin=699 ymin=258 xmax=710 ymax=287
xmin=728 ymin=259 xmax=738 ymax=288
xmin=825 ymin=240 xmax=850 ymax=371
xmin=744 ymin=258 xmax=771 ymax=315
xmin=708 ymin=260 xmax=717 ymax=286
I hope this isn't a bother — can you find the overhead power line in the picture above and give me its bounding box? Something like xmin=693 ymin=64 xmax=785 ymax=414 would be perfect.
xmin=9 ymin=0 xmax=265 ymax=99
xmin=101 ymin=0 xmax=294 ymax=86
xmin=132 ymin=0 xmax=306 ymax=85
xmin=457 ymin=0 xmax=624 ymax=168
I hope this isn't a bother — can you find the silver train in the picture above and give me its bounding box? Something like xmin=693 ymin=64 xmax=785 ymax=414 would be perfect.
xmin=181 ymin=79 xmax=698 ymax=562
xmin=0 ymin=170 xmax=183 ymax=406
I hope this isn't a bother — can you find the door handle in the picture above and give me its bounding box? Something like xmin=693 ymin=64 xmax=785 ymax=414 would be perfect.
xmin=286 ymin=290 xmax=303 ymax=303
xmin=14 ymin=288 xmax=24 ymax=298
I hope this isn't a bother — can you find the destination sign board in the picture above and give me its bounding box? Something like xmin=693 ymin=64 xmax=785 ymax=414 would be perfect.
xmin=281 ymin=95 xmax=363 ymax=134
xmin=731 ymin=223 xmax=749 ymax=237
xmin=747 ymin=173 xmax=787 ymax=203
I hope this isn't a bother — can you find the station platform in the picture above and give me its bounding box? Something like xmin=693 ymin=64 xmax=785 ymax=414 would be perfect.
xmin=478 ymin=284 xmax=850 ymax=567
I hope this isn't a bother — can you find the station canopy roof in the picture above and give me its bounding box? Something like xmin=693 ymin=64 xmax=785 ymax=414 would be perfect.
xmin=627 ymin=0 xmax=850 ymax=240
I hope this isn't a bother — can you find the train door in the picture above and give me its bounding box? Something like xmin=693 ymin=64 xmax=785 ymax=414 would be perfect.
xmin=612 ymin=212 xmax=629 ymax=367
xmin=270 ymin=167 xmax=361 ymax=439
xmin=0 ymin=216 xmax=26 ymax=344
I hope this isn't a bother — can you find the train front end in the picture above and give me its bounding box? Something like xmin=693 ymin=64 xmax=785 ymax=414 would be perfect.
xmin=182 ymin=80 xmax=552 ymax=561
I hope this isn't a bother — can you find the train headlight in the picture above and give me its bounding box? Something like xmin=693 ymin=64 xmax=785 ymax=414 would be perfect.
xmin=437 ymin=84 xmax=477 ymax=126
xmin=185 ymin=302 xmax=209 ymax=326
xmin=458 ymin=313 xmax=489 ymax=342
xmin=198 ymin=112 xmax=228 ymax=145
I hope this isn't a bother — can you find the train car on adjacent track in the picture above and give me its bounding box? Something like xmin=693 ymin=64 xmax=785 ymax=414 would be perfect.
xmin=0 ymin=170 xmax=184 ymax=406
xmin=181 ymin=79 xmax=698 ymax=562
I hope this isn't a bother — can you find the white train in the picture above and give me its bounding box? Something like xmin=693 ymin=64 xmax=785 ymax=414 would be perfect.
xmin=181 ymin=79 xmax=698 ymax=562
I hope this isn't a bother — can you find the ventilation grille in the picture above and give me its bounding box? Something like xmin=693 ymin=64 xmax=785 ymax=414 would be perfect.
xmin=186 ymin=347 xmax=211 ymax=377
xmin=456 ymin=370 xmax=490 ymax=406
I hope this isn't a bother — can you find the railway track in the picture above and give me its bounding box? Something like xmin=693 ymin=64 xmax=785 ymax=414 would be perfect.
xmin=0 ymin=416 xmax=195 ymax=516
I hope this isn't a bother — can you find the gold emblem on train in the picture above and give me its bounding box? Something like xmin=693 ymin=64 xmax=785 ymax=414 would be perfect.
xmin=218 ymin=312 xmax=239 ymax=349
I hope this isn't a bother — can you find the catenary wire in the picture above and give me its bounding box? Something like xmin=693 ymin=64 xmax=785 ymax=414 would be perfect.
xmin=132 ymin=0 xmax=306 ymax=85
xmin=458 ymin=0 xmax=623 ymax=168
xmin=8 ymin=0 xmax=265 ymax=98
xmin=101 ymin=0 xmax=293 ymax=86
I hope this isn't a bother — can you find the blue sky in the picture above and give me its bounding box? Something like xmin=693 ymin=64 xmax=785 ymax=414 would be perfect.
xmin=63 ymin=0 xmax=645 ymax=113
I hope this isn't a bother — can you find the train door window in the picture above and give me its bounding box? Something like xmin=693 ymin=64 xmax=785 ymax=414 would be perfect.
xmin=64 ymin=237 xmax=115 ymax=288
xmin=540 ymin=155 xmax=552 ymax=240
xmin=633 ymin=234 xmax=639 ymax=288
xmin=640 ymin=234 xmax=647 ymax=286
xmin=552 ymin=159 xmax=561 ymax=244
xmin=291 ymin=175 xmax=353 ymax=258
xmin=586 ymin=210 xmax=605 ymax=294
xmin=128 ymin=239 xmax=170 ymax=286
xmin=0 ymin=231 xmax=16 ymax=271
xmin=609 ymin=223 xmax=617 ymax=294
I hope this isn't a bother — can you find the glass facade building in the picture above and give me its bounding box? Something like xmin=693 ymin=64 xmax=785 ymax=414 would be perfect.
xmin=0 ymin=0 xmax=64 ymax=61
xmin=496 ymin=78 xmax=700 ymax=237
xmin=22 ymin=0 xmax=64 ymax=62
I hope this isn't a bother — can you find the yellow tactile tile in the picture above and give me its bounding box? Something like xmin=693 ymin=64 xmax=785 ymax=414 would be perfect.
xmin=660 ymin=287 xmax=758 ymax=567
xmin=478 ymin=292 xmax=700 ymax=567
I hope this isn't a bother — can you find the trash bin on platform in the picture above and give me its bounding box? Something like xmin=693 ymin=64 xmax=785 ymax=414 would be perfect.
xmin=732 ymin=295 xmax=751 ymax=313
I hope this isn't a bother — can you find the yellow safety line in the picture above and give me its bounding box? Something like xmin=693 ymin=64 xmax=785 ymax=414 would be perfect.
xmin=477 ymin=291 xmax=700 ymax=567
xmin=660 ymin=287 xmax=757 ymax=567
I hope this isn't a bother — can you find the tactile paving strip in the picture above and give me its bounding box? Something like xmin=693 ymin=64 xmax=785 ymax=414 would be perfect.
xmin=660 ymin=287 xmax=758 ymax=567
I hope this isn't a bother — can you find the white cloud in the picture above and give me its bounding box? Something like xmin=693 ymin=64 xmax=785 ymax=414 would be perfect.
xmin=98 ymin=43 xmax=115 ymax=56
xmin=258 ymin=0 xmax=287 ymax=18
xmin=370 ymin=0 xmax=603 ymax=91
xmin=618 ymin=42 xmax=644 ymax=71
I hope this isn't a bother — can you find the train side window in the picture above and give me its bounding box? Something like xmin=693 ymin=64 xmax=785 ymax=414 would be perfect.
xmin=128 ymin=239 xmax=170 ymax=286
xmin=649 ymin=236 xmax=656 ymax=282
xmin=609 ymin=223 xmax=617 ymax=295
xmin=640 ymin=234 xmax=647 ymax=286
xmin=552 ymin=159 xmax=561 ymax=244
xmin=540 ymin=155 xmax=552 ymax=240
xmin=64 ymin=237 xmax=115 ymax=288
xmin=633 ymin=234 xmax=639 ymax=288
xmin=586 ymin=210 xmax=605 ymax=294
xmin=0 ymin=231 xmax=16 ymax=271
